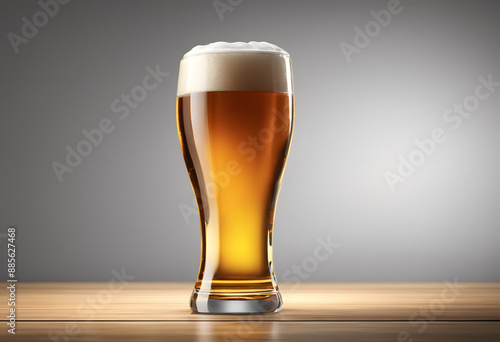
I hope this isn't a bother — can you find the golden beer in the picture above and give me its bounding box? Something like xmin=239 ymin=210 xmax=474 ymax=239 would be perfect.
xmin=176 ymin=42 xmax=294 ymax=313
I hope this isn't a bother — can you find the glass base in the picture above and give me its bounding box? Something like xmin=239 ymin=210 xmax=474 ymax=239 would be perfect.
xmin=190 ymin=290 xmax=282 ymax=314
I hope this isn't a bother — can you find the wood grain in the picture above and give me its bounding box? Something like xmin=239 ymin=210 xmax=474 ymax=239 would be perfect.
xmin=1 ymin=282 xmax=498 ymax=341
xmin=1 ymin=282 xmax=499 ymax=321
xmin=2 ymin=322 xmax=500 ymax=342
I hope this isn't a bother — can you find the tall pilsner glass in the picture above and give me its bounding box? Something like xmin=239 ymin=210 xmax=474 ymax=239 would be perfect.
xmin=176 ymin=41 xmax=294 ymax=313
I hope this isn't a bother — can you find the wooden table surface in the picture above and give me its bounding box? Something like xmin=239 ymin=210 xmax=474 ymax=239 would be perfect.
xmin=1 ymin=282 xmax=499 ymax=341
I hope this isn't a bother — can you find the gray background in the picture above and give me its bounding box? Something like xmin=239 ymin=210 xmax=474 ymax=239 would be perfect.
xmin=1 ymin=0 xmax=499 ymax=281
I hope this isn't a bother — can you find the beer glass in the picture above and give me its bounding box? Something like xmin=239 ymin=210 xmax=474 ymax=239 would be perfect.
xmin=176 ymin=41 xmax=294 ymax=313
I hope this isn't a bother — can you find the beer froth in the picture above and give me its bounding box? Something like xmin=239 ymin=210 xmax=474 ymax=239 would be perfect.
xmin=177 ymin=41 xmax=292 ymax=96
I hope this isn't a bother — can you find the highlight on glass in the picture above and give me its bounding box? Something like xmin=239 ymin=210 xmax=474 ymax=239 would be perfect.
xmin=176 ymin=41 xmax=294 ymax=313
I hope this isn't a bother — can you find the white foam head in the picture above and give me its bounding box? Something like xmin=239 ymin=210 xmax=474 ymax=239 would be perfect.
xmin=177 ymin=41 xmax=293 ymax=96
